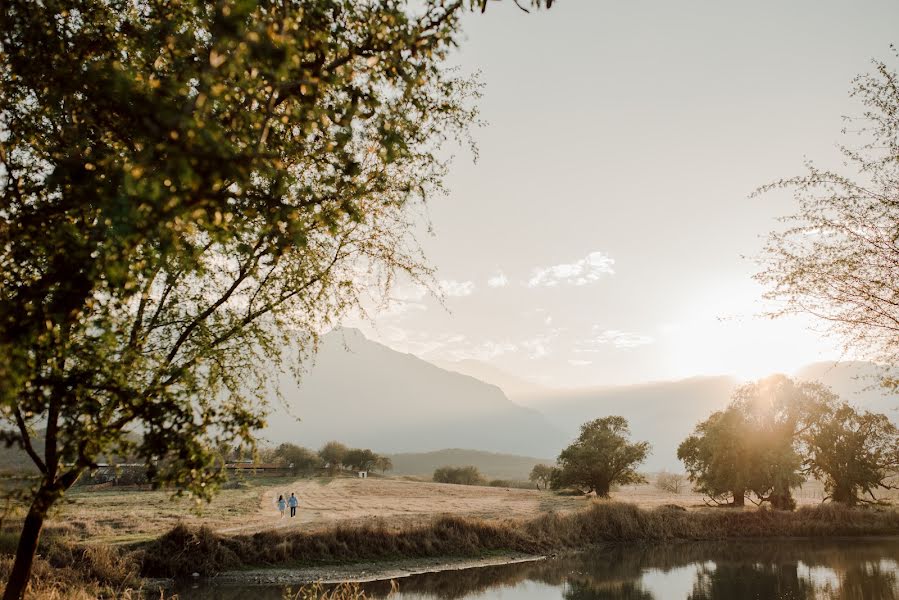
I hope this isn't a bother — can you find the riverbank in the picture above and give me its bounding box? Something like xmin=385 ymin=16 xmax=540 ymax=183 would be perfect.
xmin=207 ymin=553 xmax=544 ymax=587
xmin=4 ymin=500 xmax=899 ymax=598
xmin=137 ymin=501 xmax=899 ymax=578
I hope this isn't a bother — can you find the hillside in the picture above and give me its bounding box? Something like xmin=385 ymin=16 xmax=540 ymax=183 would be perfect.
xmin=262 ymin=328 xmax=568 ymax=457
xmin=386 ymin=448 xmax=555 ymax=481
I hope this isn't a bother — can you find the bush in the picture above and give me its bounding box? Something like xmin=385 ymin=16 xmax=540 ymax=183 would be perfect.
xmin=656 ymin=471 xmax=687 ymax=494
xmin=433 ymin=466 xmax=487 ymax=486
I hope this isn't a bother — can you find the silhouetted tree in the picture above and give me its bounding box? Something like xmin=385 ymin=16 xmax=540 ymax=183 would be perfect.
xmin=374 ymin=456 xmax=393 ymax=474
xmin=655 ymin=471 xmax=686 ymax=494
xmin=679 ymin=375 xmax=834 ymax=508
xmin=344 ymin=448 xmax=380 ymax=472
xmin=805 ymin=403 xmax=899 ymax=505
xmin=529 ymin=463 xmax=555 ymax=490
xmin=553 ymin=417 xmax=649 ymax=497
xmin=318 ymin=442 xmax=350 ymax=473
xmin=272 ymin=443 xmax=322 ymax=476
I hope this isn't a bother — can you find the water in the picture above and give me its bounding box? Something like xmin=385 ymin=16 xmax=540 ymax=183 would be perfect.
xmin=174 ymin=538 xmax=899 ymax=599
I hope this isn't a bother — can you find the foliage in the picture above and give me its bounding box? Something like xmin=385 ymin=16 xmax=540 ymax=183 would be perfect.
xmin=529 ymin=463 xmax=555 ymax=490
xmin=678 ymin=376 xmax=834 ymax=508
xmin=655 ymin=472 xmax=686 ymax=495
xmin=318 ymin=442 xmax=350 ymax=472
xmin=0 ymin=0 xmax=559 ymax=594
xmin=552 ymin=417 xmax=650 ymax=497
xmin=804 ymin=403 xmax=899 ymax=505
xmin=342 ymin=448 xmax=391 ymax=472
xmin=373 ymin=455 xmax=393 ymax=473
xmin=272 ymin=444 xmax=322 ymax=476
xmin=755 ymin=50 xmax=899 ymax=384
xmin=432 ymin=465 xmax=487 ymax=486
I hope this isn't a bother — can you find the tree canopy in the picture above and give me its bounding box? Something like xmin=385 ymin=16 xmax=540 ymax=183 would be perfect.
xmin=0 ymin=0 xmax=554 ymax=595
xmin=552 ymin=416 xmax=649 ymax=497
xmin=805 ymin=403 xmax=899 ymax=505
xmin=678 ymin=376 xmax=835 ymax=508
xmin=755 ymin=51 xmax=899 ymax=386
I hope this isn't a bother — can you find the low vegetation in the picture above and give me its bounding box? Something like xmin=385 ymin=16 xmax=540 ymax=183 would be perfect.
xmin=433 ymin=466 xmax=487 ymax=486
xmin=137 ymin=501 xmax=899 ymax=578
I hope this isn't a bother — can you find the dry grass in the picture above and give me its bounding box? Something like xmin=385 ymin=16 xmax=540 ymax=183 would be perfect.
xmin=0 ymin=551 xmax=150 ymax=600
xmin=34 ymin=476 xmax=882 ymax=547
xmin=137 ymin=501 xmax=899 ymax=578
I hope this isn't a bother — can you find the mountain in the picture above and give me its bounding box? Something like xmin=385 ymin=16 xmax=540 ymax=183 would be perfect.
xmin=521 ymin=376 xmax=740 ymax=472
xmin=263 ymin=328 xmax=568 ymax=457
xmin=431 ymin=359 xmax=551 ymax=401
xmin=386 ymin=448 xmax=554 ymax=481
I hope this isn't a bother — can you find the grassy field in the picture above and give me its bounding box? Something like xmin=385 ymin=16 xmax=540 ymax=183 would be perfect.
xmin=37 ymin=473 xmax=883 ymax=546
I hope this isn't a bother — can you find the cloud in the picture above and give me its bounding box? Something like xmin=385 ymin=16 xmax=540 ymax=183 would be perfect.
xmin=568 ymin=359 xmax=593 ymax=366
xmin=520 ymin=328 xmax=562 ymax=359
xmin=528 ymin=251 xmax=616 ymax=287
xmin=445 ymin=340 xmax=518 ymax=361
xmin=487 ymin=271 xmax=509 ymax=288
xmin=576 ymin=329 xmax=654 ymax=351
xmin=439 ymin=279 xmax=475 ymax=297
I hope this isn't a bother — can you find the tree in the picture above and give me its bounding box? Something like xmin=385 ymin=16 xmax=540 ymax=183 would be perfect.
xmin=433 ymin=465 xmax=487 ymax=486
xmin=678 ymin=375 xmax=833 ymax=508
xmin=729 ymin=375 xmax=834 ymax=509
xmin=805 ymin=403 xmax=899 ymax=505
xmin=678 ymin=408 xmax=756 ymax=507
xmin=553 ymin=417 xmax=650 ymax=497
xmin=655 ymin=471 xmax=686 ymax=495
xmin=755 ymin=51 xmax=899 ymax=386
xmin=343 ymin=448 xmax=380 ymax=472
xmin=0 ymin=3 xmax=566 ymax=593
xmin=373 ymin=456 xmax=393 ymax=474
xmin=272 ymin=443 xmax=321 ymax=476
xmin=318 ymin=442 xmax=349 ymax=472
xmin=529 ymin=463 xmax=555 ymax=490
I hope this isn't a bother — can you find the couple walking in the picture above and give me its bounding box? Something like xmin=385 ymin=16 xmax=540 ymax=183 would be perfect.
xmin=277 ymin=492 xmax=299 ymax=518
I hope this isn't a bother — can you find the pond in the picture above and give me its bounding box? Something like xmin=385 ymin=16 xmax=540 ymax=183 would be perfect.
xmin=173 ymin=538 xmax=899 ymax=599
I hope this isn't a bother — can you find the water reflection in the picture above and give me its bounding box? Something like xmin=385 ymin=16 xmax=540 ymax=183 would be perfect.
xmin=174 ymin=539 xmax=899 ymax=600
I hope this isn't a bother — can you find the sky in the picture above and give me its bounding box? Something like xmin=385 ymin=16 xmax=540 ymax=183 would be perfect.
xmin=344 ymin=0 xmax=899 ymax=389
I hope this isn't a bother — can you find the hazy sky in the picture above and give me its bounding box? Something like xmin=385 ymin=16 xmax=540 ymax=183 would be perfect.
xmin=345 ymin=1 xmax=899 ymax=388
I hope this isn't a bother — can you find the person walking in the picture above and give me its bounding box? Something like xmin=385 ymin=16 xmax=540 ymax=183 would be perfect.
xmin=277 ymin=494 xmax=286 ymax=518
xmin=288 ymin=492 xmax=299 ymax=518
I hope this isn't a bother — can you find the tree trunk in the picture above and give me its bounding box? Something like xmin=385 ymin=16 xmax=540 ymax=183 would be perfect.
xmin=3 ymin=492 xmax=50 ymax=600
xmin=731 ymin=489 xmax=745 ymax=507
xmin=595 ymin=482 xmax=611 ymax=498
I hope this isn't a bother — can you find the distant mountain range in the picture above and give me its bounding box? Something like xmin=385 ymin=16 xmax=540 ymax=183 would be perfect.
xmin=262 ymin=328 xmax=569 ymax=458
xmin=265 ymin=329 xmax=899 ymax=473
xmin=5 ymin=328 xmax=893 ymax=477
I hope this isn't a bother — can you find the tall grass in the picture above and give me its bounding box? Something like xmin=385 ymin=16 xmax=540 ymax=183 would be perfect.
xmin=138 ymin=501 xmax=899 ymax=577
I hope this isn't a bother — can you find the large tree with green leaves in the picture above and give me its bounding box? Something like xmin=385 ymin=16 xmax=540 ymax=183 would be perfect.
xmin=804 ymin=403 xmax=899 ymax=505
xmin=0 ymin=0 xmax=553 ymax=596
xmin=679 ymin=376 xmax=834 ymax=508
xmin=552 ymin=416 xmax=649 ymax=497
xmin=755 ymin=51 xmax=899 ymax=389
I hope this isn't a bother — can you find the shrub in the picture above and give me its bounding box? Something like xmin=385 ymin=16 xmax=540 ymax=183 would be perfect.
xmin=432 ymin=466 xmax=487 ymax=486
